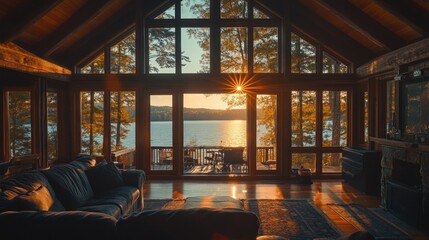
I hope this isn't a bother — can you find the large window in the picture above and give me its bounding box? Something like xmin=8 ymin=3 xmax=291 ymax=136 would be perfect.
xmin=291 ymin=33 xmax=316 ymax=73
xmin=291 ymin=90 xmax=348 ymax=174
xmin=80 ymin=91 xmax=104 ymax=156
xmin=7 ymin=91 xmax=32 ymax=158
xmin=183 ymin=93 xmax=247 ymax=174
xmin=256 ymin=94 xmax=277 ymax=171
xmin=110 ymin=32 xmax=136 ymax=74
xmin=150 ymin=95 xmax=173 ymax=171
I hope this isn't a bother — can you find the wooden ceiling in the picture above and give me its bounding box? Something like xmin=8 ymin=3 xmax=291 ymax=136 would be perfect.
xmin=0 ymin=0 xmax=428 ymax=71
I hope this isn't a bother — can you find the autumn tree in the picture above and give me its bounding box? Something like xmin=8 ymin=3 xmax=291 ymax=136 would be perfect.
xmin=80 ymin=54 xmax=105 ymax=73
xmin=111 ymin=32 xmax=136 ymax=73
xmin=8 ymin=91 xmax=32 ymax=157
xmin=291 ymin=33 xmax=316 ymax=73
xmin=110 ymin=91 xmax=136 ymax=151
xmin=81 ymin=91 xmax=104 ymax=156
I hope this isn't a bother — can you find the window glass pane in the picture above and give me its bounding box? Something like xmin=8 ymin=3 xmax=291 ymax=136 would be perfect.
xmin=8 ymin=91 xmax=31 ymax=158
xmin=253 ymin=7 xmax=269 ymax=19
xmin=151 ymin=95 xmax=173 ymax=171
xmin=322 ymin=153 xmax=342 ymax=173
xmin=183 ymin=93 xmax=247 ymax=174
xmin=80 ymin=91 xmax=104 ymax=156
xmin=181 ymin=0 xmax=209 ymax=19
xmin=291 ymin=91 xmax=316 ymax=147
xmin=110 ymin=32 xmax=136 ymax=74
xmin=292 ymin=153 xmax=316 ymax=173
xmin=254 ymin=27 xmax=278 ymax=73
xmin=256 ymin=95 xmax=277 ymax=171
xmin=386 ymin=80 xmax=396 ymax=133
xmin=322 ymin=91 xmax=348 ymax=147
xmin=291 ymin=33 xmax=316 ymax=73
xmin=80 ymin=54 xmax=104 ymax=74
xmin=111 ymin=91 xmax=136 ymax=169
xmin=221 ymin=0 xmax=248 ymax=18
xmin=149 ymin=28 xmax=176 ymax=74
xmin=364 ymin=91 xmax=369 ymax=142
xmin=155 ymin=5 xmax=175 ymax=19
xmin=181 ymin=28 xmax=210 ymax=73
xmin=47 ymin=92 xmax=58 ymax=162
xmin=221 ymin=27 xmax=248 ymax=73
xmin=322 ymin=52 xmax=348 ymax=73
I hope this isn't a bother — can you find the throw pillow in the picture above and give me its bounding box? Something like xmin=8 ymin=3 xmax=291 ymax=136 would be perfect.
xmin=85 ymin=161 xmax=124 ymax=194
xmin=9 ymin=184 xmax=54 ymax=211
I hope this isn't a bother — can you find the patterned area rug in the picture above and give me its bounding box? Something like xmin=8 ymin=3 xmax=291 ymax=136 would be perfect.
xmin=144 ymin=199 xmax=341 ymax=240
xmin=328 ymin=204 xmax=411 ymax=240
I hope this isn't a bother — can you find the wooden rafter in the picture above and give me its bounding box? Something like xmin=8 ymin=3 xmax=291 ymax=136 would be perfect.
xmin=301 ymin=0 xmax=389 ymax=52
xmin=57 ymin=3 xmax=135 ymax=69
xmin=372 ymin=0 xmax=426 ymax=37
xmin=378 ymin=0 xmax=429 ymax=35
xmin=39 ymin=0 xmax=117 ymax=57
xmin=0 ymin=42 xmax=71 ymax=78
xmin=291 ymin=3 xmax=375 ymax=65
xmin=316 ymin=0 xmax=405 ymax=51
xmin=0 ymin=0 xmax=63 ymax=43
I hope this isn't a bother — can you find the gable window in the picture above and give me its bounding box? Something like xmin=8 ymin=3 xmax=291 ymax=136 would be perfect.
xmin=322 ymin=52 xmax=348 ymax=74
xmin=291 ymin=33 xmax=316 ymax=74
xmin=146 ymin=0 xmax=280 ymax=74
xmin=80 ymin=53 xmax=105 ymax=74
xmin=110 ymin=32 xmax=136 ymax=74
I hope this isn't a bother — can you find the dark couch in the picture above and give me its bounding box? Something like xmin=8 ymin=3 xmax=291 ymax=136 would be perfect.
xmin=0 ymin=156 xmax=260 ymax=240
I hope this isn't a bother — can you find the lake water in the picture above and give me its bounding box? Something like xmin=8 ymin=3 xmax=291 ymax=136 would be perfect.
xmin=121 ymin=120 xmax=269 ymax=148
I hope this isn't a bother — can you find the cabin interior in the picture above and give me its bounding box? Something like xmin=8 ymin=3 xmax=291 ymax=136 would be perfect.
xmin=1 ymin=0 xmax=429 ymax=239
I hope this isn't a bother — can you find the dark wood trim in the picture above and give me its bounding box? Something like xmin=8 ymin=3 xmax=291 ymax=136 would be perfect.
xmin=0 ymin=0 xmax=62 ymax=43
xmin=357 ymin=38 xmax=429 ymax=77
xmin=40 ymin=0 xmax=116 ymax=57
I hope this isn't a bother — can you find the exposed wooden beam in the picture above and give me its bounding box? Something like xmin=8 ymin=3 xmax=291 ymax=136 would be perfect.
xmin=317 ymin=0 xmax=404 ymax=50
xmin=39 ymin=0 xmax=116 ymax=57
xmin=57 ymin=3 xmax=135 ymax=68
xmin=0 ymin=0 xmax=63 ymax=43
xmin=373 ymin=0 xmax=426 ymax=37
xmin=357 ymin=38 xmax=429 ymax=77
xmin=291 ymin=3 xmax=376 ymax=66
xmin=379 ymin=0 xmax=429 ymax=35
xmin=301 ymin=0 xmax=389 ymax=52
xmin=0 ymin=42 xmax=71 ymax=80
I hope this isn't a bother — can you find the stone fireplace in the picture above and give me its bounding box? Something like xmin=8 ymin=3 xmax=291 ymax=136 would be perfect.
xmin=379 ymin=143 xmax=429 ymax=229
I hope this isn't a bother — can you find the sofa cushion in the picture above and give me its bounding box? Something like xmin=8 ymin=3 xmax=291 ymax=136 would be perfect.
xmin=0 ymin=171 xmax=64 ymax=212
xmin=77 ymin=204 xmax=122 ymax=219
xmin=83 ymin=186 xmax=139 ymax=217
xmin=85 ymin=161 xmax=124 ymax=194
xmin=69 ymin=154 xmax=97 ymax=170
xmin=43 ymin=165 xmax=94 ymax=210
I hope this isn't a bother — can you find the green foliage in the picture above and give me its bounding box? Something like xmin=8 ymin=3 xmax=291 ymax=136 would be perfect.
xmin=8 ymin=91 xmax=32 ymax=157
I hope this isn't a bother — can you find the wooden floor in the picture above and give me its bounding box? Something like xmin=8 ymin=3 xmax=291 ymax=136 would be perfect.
xmin=143 ymin=179 xmax=428 ymax=239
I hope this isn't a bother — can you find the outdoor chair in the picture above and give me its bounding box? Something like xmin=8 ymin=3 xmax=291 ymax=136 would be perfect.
xmin=222 ymin=148 xmax=246 ymax=173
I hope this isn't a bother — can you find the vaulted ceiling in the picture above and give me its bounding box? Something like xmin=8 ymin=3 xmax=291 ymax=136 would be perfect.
xmin=1 ymin=0 xmax=428 ymax=71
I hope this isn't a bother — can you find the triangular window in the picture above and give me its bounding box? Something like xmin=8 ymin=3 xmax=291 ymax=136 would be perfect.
xmin=291 ymin=33 xmax=316 ymax=73
xmin=181 ymin=0 xmax=210 ymax=19
xmin=80 ymin=53 xmax=105 ymax=74
xmin=322 ymin=52 xmax=348 ymax=73
xmin=253 ymin=7 xmax=269 ymax=19
xmin=110 ymin=32 xmax=136 ymax=74
xmin=155 ymin=5 xmax=175 ymax=19
xmin=221 ymin=0 xmax=248 ymax=19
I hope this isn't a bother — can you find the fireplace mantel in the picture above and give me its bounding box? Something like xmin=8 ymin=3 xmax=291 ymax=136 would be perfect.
xmin=370 ymin=137 xmax=429 ymax=228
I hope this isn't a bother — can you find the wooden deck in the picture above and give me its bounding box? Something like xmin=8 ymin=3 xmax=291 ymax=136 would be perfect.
xmin=143 ymin=179 xmax=429 ymax=239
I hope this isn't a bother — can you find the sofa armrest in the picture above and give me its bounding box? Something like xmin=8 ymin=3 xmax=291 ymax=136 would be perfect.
xmin=117 ymin=208 xmax=260 ymax=240
xmin=120 ymin=169 xmax=145 ymax=210
xmin=0 ymin=211 xmax=117 ymax=240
